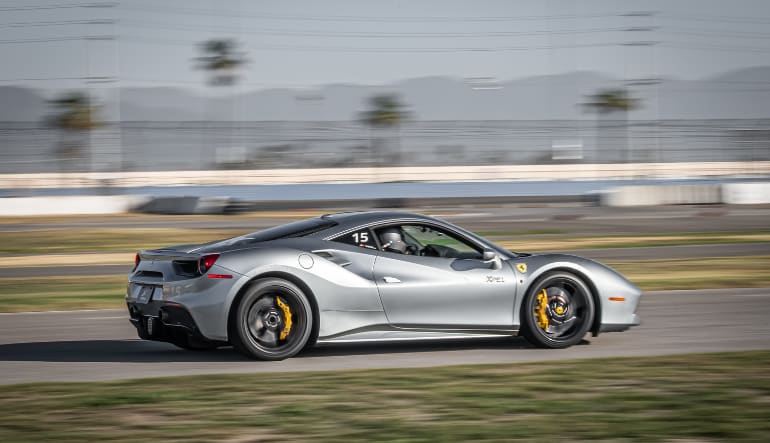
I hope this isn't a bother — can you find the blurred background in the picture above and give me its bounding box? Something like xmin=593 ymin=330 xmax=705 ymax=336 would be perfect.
xmin=0 ymin=0 xmax=768 ymax=183
xmin=1 ymin=4 xmax=770 ymax=440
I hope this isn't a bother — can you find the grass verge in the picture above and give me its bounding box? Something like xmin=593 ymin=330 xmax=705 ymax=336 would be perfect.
xmin=2 ymin=228 xmax=769 ymax=255
xmin=607 ymin=255 xmax=770 ymax=291
xmin=1 ymin=351 xmax=769 ymax=442
xmin=0 ymin=228 xmax=244 ymax=255
xmin=494 ymin=231 xmax=770 ymax=251
xmin=0 ymin=255 xmax=768 ymax=312
xmin=0 ymin=275 xmax=126 ymax=312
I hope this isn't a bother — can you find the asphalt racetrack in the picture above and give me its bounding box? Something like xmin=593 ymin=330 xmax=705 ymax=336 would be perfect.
xmin=1 ymin=288 xmax=768 ymax=385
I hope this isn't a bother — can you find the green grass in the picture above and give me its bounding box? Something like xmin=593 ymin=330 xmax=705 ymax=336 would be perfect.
xmin=477 ymin=229 xmax=566 ymax=236
xmin=0 ymin=276 xmax=126 ymax=312
xmin=1 ymin=255 xmax=769 ymax=312
xmin=494 ymin=230 xmax=770 ymax=252
xmin=1 ymin=352 xmax=769 ymax=442
xmin=3 ymin=228 xmax=769 ymax=255
xmin=607 ymin=255 xmax=770 ymax=291
xmin=0 ymin=228 xmax=244 ymax=255
xmin=559 ymin=233 xmax=770 ymax=250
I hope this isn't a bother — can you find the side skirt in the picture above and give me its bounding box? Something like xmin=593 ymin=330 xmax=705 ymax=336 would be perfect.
xmin=318 ymin=324 xmax=518 ymax=344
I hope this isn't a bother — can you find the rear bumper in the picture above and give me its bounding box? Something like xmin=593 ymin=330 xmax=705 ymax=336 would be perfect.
xmin=127 ymin=262 xmax=242 ymax=341
xmin=127 ymin=300 xmax=226 ymax=348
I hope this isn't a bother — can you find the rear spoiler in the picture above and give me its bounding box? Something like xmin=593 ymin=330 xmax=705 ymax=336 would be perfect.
xmin=139 ymin=250 xmax=201 ymax=262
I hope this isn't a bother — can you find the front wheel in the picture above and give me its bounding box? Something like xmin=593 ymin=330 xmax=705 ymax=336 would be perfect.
xmin=521 ymin=272 xmax=595 ymax=349
xmin=231 ymin=278 xmax=313 ymax=361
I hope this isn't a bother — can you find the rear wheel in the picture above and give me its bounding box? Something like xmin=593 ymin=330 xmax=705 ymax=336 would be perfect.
xmin=231 ymin=278 xmax=313 ymax=361
xmin=521 ymin=272 xmax=595 ymax=349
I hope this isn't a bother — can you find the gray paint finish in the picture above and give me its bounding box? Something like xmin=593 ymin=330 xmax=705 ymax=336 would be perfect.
xmin=127 ymin=211 xmax=641 ymax=346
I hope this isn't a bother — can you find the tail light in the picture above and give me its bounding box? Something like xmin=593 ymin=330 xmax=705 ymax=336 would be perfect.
xmin=133 ymin=252 xmax=141 ymax=272
xmin=198 ymin=254 xmax=220 ymax=274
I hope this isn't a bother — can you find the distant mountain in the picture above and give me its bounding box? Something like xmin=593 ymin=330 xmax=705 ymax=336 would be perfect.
xmin=2 ymin=67 xmax=770 ymax=122
xmin=654 ymin=66 xmax=770 ymax=120
xmin=121 ymin=87 xmax=205 ymax=121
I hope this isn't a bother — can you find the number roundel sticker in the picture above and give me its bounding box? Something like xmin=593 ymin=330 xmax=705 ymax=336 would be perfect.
xmin=352 ymin=231 xmax=369 ymax=244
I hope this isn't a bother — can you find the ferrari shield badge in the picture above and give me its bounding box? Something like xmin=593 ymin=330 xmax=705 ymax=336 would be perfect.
xmin=516 ymin=263 xmax=527 ymax=273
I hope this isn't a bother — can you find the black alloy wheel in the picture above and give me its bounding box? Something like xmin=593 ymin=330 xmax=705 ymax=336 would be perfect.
xmin=231 ymin=278 xmax=313 ymax=360
xmin=521 ymin=271 xmax=595 ymax=349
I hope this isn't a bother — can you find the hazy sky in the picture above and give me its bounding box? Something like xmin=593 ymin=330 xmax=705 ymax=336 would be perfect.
xmin=2 ymin=0 xmax=770 ymax=94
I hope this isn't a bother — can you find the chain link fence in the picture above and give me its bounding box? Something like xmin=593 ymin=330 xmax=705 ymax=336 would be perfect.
xmin=1 ymin=119 xmax=768 ymax=173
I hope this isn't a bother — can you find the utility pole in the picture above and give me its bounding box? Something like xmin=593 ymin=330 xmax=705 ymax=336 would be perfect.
xmin=80 ymin=1 xmax=119 ymax=173
xmin=620 ymin=11 xmax=659 ymax=165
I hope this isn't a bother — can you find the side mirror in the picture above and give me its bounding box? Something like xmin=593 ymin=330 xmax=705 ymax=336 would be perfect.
xmin=482 ymin=249 xmax=497 ymax=262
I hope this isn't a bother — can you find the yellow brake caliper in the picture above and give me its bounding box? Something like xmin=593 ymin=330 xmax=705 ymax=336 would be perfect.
xmin=275 ymin=297 xmax=293 ymax=340
xmin=535 ymin=289 xmax=549 ymax=331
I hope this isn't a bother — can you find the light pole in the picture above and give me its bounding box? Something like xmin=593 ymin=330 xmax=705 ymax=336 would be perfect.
xmin=620 ymin=11 xmax=659 ymax=165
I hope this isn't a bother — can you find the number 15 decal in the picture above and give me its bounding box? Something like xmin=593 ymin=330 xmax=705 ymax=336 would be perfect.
xmin=352 ymin=232 xmax=369 ymax=243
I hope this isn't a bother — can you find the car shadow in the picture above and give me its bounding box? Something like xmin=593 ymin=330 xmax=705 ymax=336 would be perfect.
xmin=0 ymin=340 xmax=247 ymax=363
xmin=0 ymin=336 xmax=552 ymax=363
xmin=304 ymin=336 xmax=537 ymax=357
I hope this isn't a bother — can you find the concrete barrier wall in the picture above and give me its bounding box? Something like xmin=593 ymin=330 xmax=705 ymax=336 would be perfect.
xmin=723 ymin=183 xmax=770 ymax=204
xmin=2 ymin=182 xmax=767 ymax=215
xmin=0 ymin=161 xmax=768 ymax=189
xmin=601 ymin=183 xmax=770 ymax=206
xmin=0 ymin=196 xmax=149 ymax=216
xmin=0 ymin=195 xmax=238 ymax=216
xmin=601 ymin=185 xmax=722 ymax=207
xmin=133 ymin=196 xmax=233 ymax=215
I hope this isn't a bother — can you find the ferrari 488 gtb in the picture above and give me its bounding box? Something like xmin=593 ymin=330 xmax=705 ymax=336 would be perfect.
xmin=126 ymin=211 xmax=641 ymax=360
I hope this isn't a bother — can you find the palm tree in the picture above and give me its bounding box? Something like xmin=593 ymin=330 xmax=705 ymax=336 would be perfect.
xmin=194 ymin=39 xmax=247 ymax=168
xmin=47 ymin=92 xmax=101 ymax=172
xmin=195 ymin=39 xmax=247 ymax=86
xmin=359 ymin=94 xmax=409 ymax=168
xmin=584 ymin=89 xmax=638 ymax=114
xmin=584 ymin=88 xmax=640 ymax=163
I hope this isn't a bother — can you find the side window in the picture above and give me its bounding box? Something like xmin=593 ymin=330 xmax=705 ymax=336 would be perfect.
xmin=333 ymin=229 xmax=378 ymax=250
xmin=374 ymin=224 xmax=481 ymax=258
xmin=402 ymin=225 xmax=479 ymax=257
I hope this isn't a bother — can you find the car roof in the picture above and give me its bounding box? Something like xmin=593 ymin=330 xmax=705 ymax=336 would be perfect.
xmin=318 ymin=211 xmax=439 ymax=234
xmin=322 ymin=210 xmax=435 ymax=222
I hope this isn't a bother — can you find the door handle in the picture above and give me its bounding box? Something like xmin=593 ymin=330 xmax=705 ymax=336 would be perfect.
xmin=382 ymin=276 xmax=402 ymax=284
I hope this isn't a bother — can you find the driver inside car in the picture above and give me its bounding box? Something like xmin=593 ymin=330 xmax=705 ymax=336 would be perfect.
xmin=379 ymin=228 xmax=413 ymax=254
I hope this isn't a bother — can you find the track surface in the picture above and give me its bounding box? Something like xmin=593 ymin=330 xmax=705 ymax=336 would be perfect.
xmin=1 ymin=288 xmax=768 ymax=385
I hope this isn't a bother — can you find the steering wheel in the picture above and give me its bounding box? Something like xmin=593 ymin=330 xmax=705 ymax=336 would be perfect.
xmin=420 ymin=244 xmax=440 ymax=257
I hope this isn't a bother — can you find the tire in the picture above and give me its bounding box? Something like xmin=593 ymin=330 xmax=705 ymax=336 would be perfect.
xmin=230 ymin=278 xmax=313 ymax=361
xmin=521 ymin=271 xmax=595 ymax=349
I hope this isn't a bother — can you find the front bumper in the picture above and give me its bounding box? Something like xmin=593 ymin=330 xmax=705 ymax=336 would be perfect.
xmin=598 ymin=313 xmax=641 ymax=333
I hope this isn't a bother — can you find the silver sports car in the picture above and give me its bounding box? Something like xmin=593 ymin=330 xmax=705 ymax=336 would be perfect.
xmin=126 ymin=211 xmax=641 ymax=360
